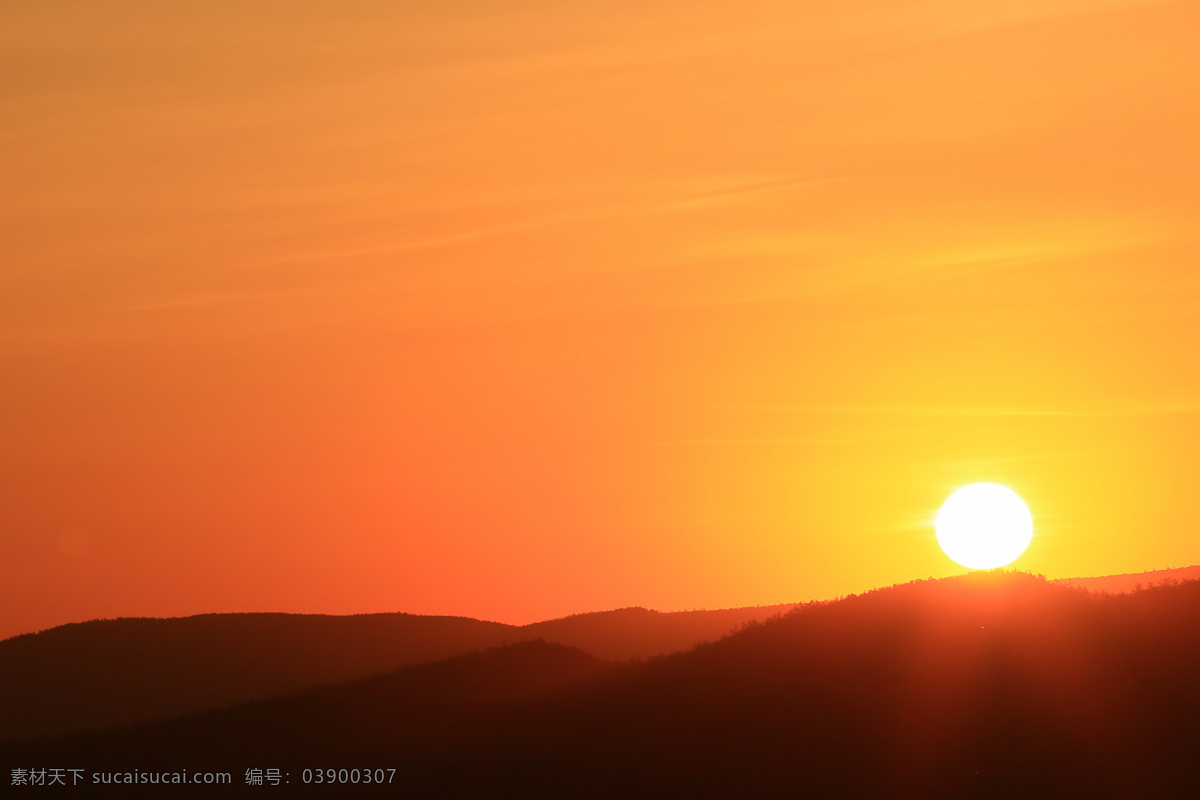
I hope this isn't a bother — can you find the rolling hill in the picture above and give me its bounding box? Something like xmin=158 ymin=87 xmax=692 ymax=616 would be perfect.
xmin=0 ymin=603 xmax=791 ymax=742
xmin=7 ymin=572 xmax=1200 ymax=798
xmin=1051 ymin=564 xmax=1200 ymax=594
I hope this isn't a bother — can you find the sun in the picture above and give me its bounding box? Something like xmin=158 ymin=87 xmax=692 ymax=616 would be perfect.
xmin=936 ymin=483 xmax=1033 ymax=570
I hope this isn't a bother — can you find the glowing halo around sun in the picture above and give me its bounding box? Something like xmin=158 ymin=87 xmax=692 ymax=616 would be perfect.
xmin=935 ymin=483 xmax=1033 ymax=570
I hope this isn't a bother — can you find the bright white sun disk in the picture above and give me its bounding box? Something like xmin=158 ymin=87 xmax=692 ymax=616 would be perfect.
xmin=936 ymin=483 xmax=1033 ymax=569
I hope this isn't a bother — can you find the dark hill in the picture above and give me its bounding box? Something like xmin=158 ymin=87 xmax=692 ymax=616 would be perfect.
xmin=0 ymin=612 xmax=515 ymax=743
xmin=0 ymin=604 xmax=792 ymax=742
xmin=522 ymin=604 xmax=795 ymax=661
xmin=1052 ymin=563 xmax=1200 ymax=594
xmin=2 ymin=640 xmax=609 ymax=795
xmin=8 ymin=572 xmax=1200 ymax=798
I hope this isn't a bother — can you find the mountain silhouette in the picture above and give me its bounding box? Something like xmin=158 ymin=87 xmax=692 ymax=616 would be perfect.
xmin=522 ymin=604 xmax=795 ymax=661
xmin=2 ymin=639 xmax=608 ymax=796
xmin=7 ymin=571 xmax=1200 ymax=798
xmin=1051 ymin=564 xmax=1200 ymax=594
xmin=0 ymin=603 xmax=791 ymax=742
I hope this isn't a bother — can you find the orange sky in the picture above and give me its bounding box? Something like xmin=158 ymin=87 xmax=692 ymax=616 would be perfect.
xmin=2 ymin=0 xmax=1199 ymax=639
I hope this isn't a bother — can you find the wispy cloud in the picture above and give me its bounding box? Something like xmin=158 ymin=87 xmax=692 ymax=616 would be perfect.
xmin=692 ymin=402 xmax=1200 ymax=418
xmin=123 ymin=294 xmax=250 ymax=312
xmin=220 ymin=175 xmax=833 ymax=275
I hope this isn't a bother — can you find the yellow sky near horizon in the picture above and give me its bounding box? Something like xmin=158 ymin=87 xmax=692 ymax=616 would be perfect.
xmin=2 ymin=0 xmax=1199 ymax=638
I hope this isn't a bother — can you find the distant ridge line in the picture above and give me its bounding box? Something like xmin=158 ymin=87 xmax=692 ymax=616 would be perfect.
xmin=1050 ymin=564 xmax=1200 ymax=594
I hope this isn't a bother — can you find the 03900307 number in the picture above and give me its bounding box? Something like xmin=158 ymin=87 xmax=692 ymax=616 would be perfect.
xmin=301 ymin=768 xmax=395 ymax=784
